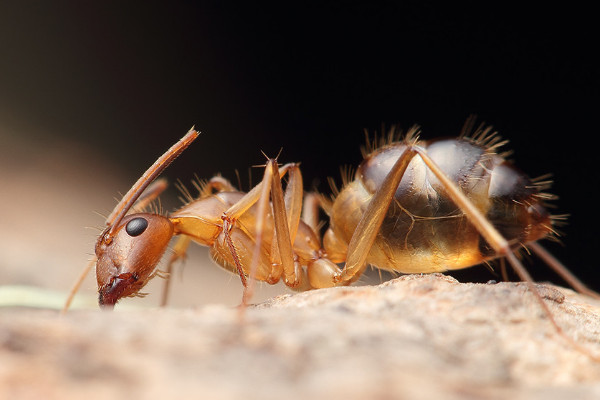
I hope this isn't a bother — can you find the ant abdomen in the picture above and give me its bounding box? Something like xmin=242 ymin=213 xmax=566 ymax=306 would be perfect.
xmin=327 ymin=136 xmax=552 ymax=274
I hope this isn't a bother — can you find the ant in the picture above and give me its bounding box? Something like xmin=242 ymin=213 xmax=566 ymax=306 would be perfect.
xmin=63 ymin=119 xmax=599 ymax=360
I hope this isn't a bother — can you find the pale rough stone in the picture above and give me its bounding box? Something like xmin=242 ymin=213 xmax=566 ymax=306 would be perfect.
xmin=1 ymin=274 xmax=600 ymax=400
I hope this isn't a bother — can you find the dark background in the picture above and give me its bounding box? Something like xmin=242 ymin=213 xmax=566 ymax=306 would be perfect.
xmin=1 ymin=2 xmax=597 ymax=292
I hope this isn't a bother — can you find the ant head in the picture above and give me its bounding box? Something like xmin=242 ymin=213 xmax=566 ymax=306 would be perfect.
xmin=87 ymin=129 xmax=198 ymax=309
xmin=95 ymin=213 xmax=174 ymax=308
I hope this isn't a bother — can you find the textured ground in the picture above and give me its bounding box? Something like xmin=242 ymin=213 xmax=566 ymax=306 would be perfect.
xmin=2 ymin=274 xmax=600 ymax=400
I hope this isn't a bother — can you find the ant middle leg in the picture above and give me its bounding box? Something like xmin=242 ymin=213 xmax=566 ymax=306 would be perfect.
xmin=218 ymin=162 xmax=305 ymax=306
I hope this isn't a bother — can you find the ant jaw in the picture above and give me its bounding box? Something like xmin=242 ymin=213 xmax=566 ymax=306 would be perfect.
xmin=98 ymin=272 xmax=139 ymax=308
xmin=99 ymin=301 xmax=115 ymax=311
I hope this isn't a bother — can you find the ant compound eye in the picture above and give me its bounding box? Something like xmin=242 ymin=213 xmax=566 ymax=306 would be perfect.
xmin=125 ymin=217 xmax=148 ymax=237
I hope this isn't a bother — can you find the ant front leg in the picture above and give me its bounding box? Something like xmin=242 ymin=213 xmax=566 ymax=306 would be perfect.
xmin=159 ymin=235 xmax=192 ymax=307
xmin=218 ymin=162 xmax=304 ymax=307
xmin=268 ymin=161 xmax=306 ymax=288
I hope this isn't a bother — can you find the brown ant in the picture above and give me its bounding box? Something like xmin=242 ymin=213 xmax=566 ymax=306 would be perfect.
xmin=63 ymin=120 xmax=599 ymax=359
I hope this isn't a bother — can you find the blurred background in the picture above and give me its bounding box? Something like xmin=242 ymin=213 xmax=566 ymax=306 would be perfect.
xmin=0 ymin=2 xmax=597 ymax=308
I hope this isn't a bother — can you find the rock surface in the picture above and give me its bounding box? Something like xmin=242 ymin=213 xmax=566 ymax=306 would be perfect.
xmin=2 ymin=274 xmax=600 ymax=400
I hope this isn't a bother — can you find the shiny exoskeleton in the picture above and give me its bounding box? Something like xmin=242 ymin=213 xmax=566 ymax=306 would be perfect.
xmin=82 ymin=124 xmax=563 ymax=310
xmin=62 ymin=124 xmax=600 ymax=361
xmin=326 ymin=135 xmax=551 ymax=275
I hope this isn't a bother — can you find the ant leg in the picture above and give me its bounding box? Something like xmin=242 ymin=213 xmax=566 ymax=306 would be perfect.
xmin=282 ymin=164 xmax=303 ymax=240
xmin=267 ymin=167 xmax=349 ymax=291
xmin=131 ymin=178 xmax=169 ymax=213
xmin=529 ymin=242 xmax=600 ymax=299
xmin=414 ymin=147 xmax=600 ymax=360
xmin=302 ymin=193 xmax=324 ymax=235
xmin=61 ymin=257 xmax=96 ymax=314
xmin=296 ymin=193 xmax=346 ymax=288
xmin=220 ymin=162 xmax=296 ymax=305
xmin=239 ymin=160 xmax=274 ymax=306
xmin=223 ymin=163 xmax=296 ymax=220
xmin=340 ymin=147 xmax=419 ymax=284
xmin=199 ymin=176 xmax=237 ymax=197
xmin=499 ymin=258 xmax=509 ymax=282
xmin=269 ymin=162 xmax=305 ymax=288
xmin=159 ymin=235 xmax=192 ymax=307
